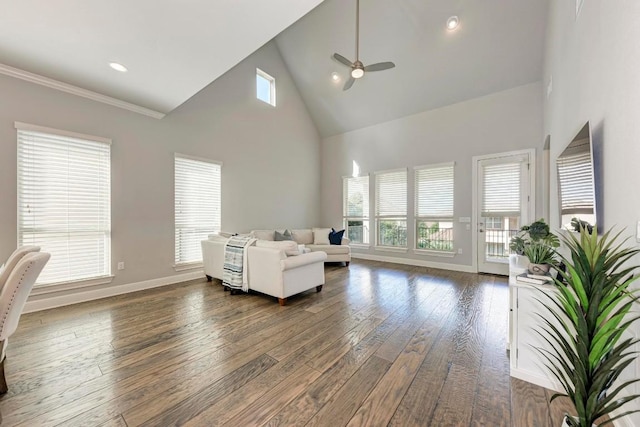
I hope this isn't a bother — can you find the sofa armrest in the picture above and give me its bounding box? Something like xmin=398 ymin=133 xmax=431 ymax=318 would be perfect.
xmin=281 ymin=251 xmax=327 ymax=271
xmin=341 ymin=237 xmax=350 ymax=245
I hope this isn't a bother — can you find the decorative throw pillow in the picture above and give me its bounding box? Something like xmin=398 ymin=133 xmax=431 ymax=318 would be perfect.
xmin=329 ymin=228 xmax=345 ymax=245
xmin=274 ymin=229 xmax=294 ymax=241
xmin=291 ymin=229 xmax=314 ymax=244
xmin=312 ymin=228 xmax=332 ymax=245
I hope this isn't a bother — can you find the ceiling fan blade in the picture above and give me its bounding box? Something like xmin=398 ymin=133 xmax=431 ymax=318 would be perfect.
xmin=333 ymin=53 xmax=354 ymax=67
xmin=343 ymin=76 xmax=356 ymax=91
xmin=364 ymin=62 xmax=395 ymax=72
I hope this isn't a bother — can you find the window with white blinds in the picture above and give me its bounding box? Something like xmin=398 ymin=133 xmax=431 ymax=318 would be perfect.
xmin=17 ymin=123 xmax=111 ymax=286
xmin=415 ymin=163 xmax=454 ymax=219
xmin=175 ymin=155 xmax=221 ymax=265
xmin=415 ymin=163 xmax=454 ymax=252
xmin=557 ymin=151 xmax=594 ymax=214
xmin=482 ymin=162 xmax=521 ymax=217
xmin=343 ymin=175 xmax=369 ymax=244
xmin=375 ymin=169 xmax=407 ymax=247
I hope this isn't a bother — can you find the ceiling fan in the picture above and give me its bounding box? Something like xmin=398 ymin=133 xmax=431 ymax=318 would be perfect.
xmin=333 ymin=0 xmax=395 ymax=91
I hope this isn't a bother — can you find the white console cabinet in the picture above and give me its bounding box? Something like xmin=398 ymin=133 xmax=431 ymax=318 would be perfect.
xmin=509 ymin=278 xmax=562 ymax=391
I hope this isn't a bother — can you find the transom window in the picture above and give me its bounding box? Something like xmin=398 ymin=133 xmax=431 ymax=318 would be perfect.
xmin=256 ymin=68 xmax=276 ymax=106
xmin=16 ymin=122 xmax=111 ymax=286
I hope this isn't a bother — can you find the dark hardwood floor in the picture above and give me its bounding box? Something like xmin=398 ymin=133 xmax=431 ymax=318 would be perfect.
xmin=0 ymin=260 xmax=574 ymax=426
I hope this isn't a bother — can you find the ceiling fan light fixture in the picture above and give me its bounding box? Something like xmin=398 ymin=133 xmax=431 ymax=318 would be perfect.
xmin=447 ymin=16 xmax=460 ymax=30
xmin=351 ymin=68 xmax=364 ymax=79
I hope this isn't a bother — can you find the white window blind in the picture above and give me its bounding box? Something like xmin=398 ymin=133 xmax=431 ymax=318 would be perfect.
xmin=415 ymin=164 xmax=454 ymax=219
xmin=557 ymin=151 xmax=594 ymax=214
xmin=343 ymin=176 xmax=369 ymax=218
xmin=17 ymin=125 xmax=111 ymax=286
xmin=375 ymin=169 xmax=407 ymax=217
xmin=482 ymin=162 xmax=521 ymax=217
xmin=175 ymin=155 xmax=221 ymax=265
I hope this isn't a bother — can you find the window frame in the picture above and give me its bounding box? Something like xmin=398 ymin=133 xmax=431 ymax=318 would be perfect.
xmin=343 ymin=175 xmax=370 ymax=247
xmin=374 ymin=168 xmax=408 ymax=250
xmin=15 ymin=121 xmax=112 ymax=288
xmin=174 ymin=153 xmax=222 ymax=269
xmin=256 ymin=68 xmax=276 ymax=107
xmin=413 ymin=162 xmax=455 ymax=255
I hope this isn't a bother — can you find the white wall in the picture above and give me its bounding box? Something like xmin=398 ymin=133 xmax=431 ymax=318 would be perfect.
xmin=544 ymin=1 xmax=640 ymax=425
xmin=0 ymin=41 xmax=321 ymax=299
xmin=321 ymin=82 xmax=543 ymax=269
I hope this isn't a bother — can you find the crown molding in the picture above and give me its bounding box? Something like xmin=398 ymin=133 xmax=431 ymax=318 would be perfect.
xmin=0 ymin=62 xmax=166 ymax=119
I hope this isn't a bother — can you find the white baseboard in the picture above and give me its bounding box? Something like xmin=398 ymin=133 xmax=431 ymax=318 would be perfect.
xmin=351 ymin=253 xmax=476 ymax=273
xmin=510 ymin=368 xmax=561 ymax=392
xmin=24 ymin=270 xmax=204 ymax=313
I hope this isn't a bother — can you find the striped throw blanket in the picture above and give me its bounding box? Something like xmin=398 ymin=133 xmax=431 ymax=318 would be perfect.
xmin=223 ymin=235 xmax=256 ymax=292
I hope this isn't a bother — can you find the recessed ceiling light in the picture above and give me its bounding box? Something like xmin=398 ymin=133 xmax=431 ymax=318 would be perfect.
xmin=446 ymin=16 xmax=460 ymax=31
xmin=331 ymin=72 xmax=340 ymax=82
xmin=109 ymin=62 xmax=128 ymax=72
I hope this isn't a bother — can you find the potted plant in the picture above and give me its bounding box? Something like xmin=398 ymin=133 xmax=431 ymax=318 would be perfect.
xmin=510 ymin=218 xmax=560 ymax=255
xmin=524 ymin=242 xmax=556 ymax=275
xmin=536 ymin=226 xmax=640 ymax=426
xmin=509 ymin=218 xmax=559 ymax=276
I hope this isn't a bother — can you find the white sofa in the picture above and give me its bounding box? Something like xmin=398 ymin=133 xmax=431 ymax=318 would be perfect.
xmin=251 ymin=229 xmax=351 ymax=266
xmin=201 ymin=235 xmax=327 ymax=305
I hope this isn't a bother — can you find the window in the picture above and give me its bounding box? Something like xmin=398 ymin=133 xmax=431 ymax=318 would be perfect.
xmin=485 ymin=217 xmax=504 ymax=230
xmin=343 ymin=175 xmax=369 ymax=244
xmin=481 ymin=161 xmax=523 ymax=259
xmin=175 ymin=155 xmax=221 ymax=266
xmin=375 ymin=169 xmax=407 ymax=248
xmin=557 ymin=149 xmax=595 ymax=228
xmin=256 ymin=68 xmax=276 ymax=106
xmin=414 ymin=163 xmax=454 ymax=252
xmin=16 ymin=123 xmax=111 ymax=286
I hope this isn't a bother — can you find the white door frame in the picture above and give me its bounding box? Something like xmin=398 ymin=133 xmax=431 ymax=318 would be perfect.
xmin=471 ymin=148 xmax=536 ymax=274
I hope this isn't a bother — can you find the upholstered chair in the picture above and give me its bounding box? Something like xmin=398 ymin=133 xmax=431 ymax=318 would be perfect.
xmin=0 ymin=251 xmax=50 ymax=393
xmin=0 ymin=246 xmax=41 ymax=290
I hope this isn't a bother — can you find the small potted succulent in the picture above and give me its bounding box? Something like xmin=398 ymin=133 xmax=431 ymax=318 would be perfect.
xmin=524 ymin=242 xmax=556 ymax=275
xmin=536 ymin=226 xmax=640 ymax=426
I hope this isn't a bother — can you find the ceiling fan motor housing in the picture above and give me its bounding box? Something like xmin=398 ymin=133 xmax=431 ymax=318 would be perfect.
xmin=352 ymin=60 xmax=365 ymax=78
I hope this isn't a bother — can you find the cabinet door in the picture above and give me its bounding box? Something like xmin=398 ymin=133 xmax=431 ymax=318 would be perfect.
xmin=514 ymin=286 xmax=560 ymax=381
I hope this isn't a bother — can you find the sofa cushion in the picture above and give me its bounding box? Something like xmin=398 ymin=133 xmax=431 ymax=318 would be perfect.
xmin=274 ymin=229 xmax=294 ymax=241
xmin=251 ymin=230 xmax=275 ymax=241
xmin=256 ymin=240 xmax=300 ymax=256
xmin=306 ymin=244 xmax=350 ymax=255
xmin=291 ymin=229 xmax=313 ymax=244
xmin=329 ymin=228 xmax=345 ymax=245
xmin=313 ymin=228 xmax=332 ymax=245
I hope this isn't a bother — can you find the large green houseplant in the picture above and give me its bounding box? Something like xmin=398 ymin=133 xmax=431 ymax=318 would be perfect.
xmin=510 ymin=218 xmax=560 ymax=255
xmin=536 ymin=227 xmax=640 ymax=426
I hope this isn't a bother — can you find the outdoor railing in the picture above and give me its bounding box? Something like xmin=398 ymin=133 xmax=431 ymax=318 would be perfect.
xmin=484 ymin=228 xmax=518 ymax=259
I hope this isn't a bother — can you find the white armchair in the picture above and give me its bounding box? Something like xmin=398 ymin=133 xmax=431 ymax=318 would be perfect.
xmin=247 ymin=246 xmax=327 ymax=305
xmin=0 ymin=252 xmax=50 ymax=393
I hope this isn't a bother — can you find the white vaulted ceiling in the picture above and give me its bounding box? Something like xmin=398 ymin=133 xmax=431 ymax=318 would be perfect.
xmin=1 ymin=0 xmax=549 ymax=134
xmin=0 ymin=0 xmax=325 ymax=115
xmin=275 ymin=0 xmax=549 ymax=136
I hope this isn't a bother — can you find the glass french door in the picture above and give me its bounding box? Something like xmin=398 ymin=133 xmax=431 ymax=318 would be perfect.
xmin=476 ymin=151 xmax=533 ymax=275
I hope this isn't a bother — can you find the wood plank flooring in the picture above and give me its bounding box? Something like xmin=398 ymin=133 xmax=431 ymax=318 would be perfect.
xmin=0 ymin=260 xmax=573 ymax=426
